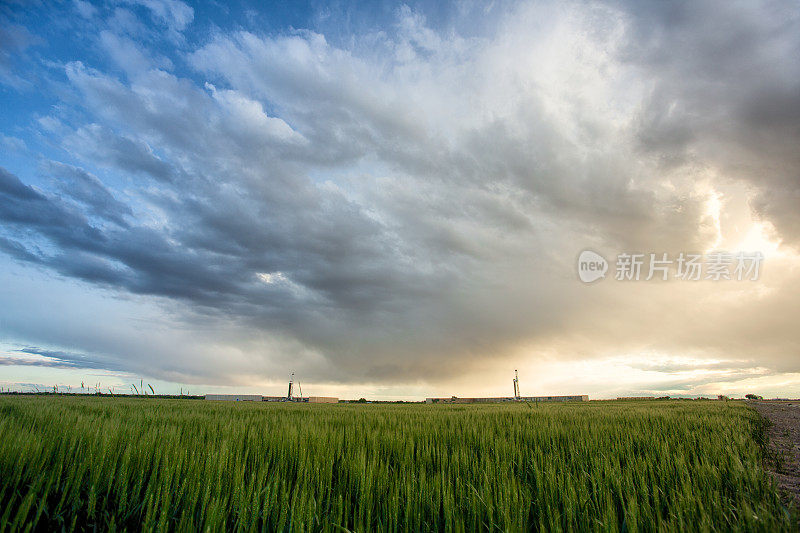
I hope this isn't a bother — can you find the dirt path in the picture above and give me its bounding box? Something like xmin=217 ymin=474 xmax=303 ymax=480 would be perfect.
xmin=751 ymin=400 xmax=800 ymax=510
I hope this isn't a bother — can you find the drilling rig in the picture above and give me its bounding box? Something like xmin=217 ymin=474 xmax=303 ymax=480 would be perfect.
xmin=513 ymin=369 xmax=520 ymax=400
xmin=286 ymin=372 xmax=294 ymax=401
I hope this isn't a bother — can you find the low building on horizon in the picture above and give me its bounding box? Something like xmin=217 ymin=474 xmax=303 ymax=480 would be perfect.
xmin=425 ymin=395 xmax=588 ymax=404
xmin=204 ymin=394 xmax=262 ymax=402
xmin=205 ymin=394 xmax=339 ymax=403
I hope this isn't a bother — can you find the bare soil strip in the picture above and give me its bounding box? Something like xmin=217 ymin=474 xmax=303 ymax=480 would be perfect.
xmin=751 ymin=400 xmax=800 ymax=510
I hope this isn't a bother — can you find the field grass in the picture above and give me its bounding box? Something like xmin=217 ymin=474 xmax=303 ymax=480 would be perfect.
xmin=0 ymin=397 xmax=794 ymax=532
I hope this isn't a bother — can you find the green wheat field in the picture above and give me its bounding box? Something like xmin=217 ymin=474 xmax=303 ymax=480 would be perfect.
xmin=0 ymin=397 xmax=794 ymax=532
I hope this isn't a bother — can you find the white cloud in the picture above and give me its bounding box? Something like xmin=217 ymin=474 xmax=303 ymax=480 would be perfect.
xmin=99 ymin=30 xmax=173 ymax=76
xmin=72 ymin=0 xmax=97 ymax=19
xmin=0 ymin=134 xmax=26 ymax=152
xmin=205 ymin=83 xmax=307 ymax=145
xmin=121 ymin=0 xmax=194 ymax=32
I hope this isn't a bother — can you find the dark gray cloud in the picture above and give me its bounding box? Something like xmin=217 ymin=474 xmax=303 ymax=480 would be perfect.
xmin=619 ymin=0 xmax=800 ymax=245
xmin=64 ymin=124 xmax=176 ymax=182
xmin=0 ymin=235 xmax=39 ymax=263
xmin=44 ymin=160 xmax=132 ymax=226
xmin=0 ymin=167 xmax=103 ymax=254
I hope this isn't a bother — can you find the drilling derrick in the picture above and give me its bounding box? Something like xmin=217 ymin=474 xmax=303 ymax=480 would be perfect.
xmin=287 ymin=372 xmax=294 ymax=401
xmin=513 ymin=370 xmax=520 ymax=400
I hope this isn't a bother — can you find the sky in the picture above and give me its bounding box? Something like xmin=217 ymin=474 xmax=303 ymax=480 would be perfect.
xmin=1 ymin=0 xmax=799 ymax=400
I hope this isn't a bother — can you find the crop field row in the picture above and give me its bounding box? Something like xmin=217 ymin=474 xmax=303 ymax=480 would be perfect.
xmin=0 ymin=397 xmax=794 ymax=531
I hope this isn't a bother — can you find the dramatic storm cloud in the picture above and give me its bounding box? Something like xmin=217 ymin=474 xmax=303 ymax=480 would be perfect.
xmin=0 ymin=0 xmax=798 ymax=398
